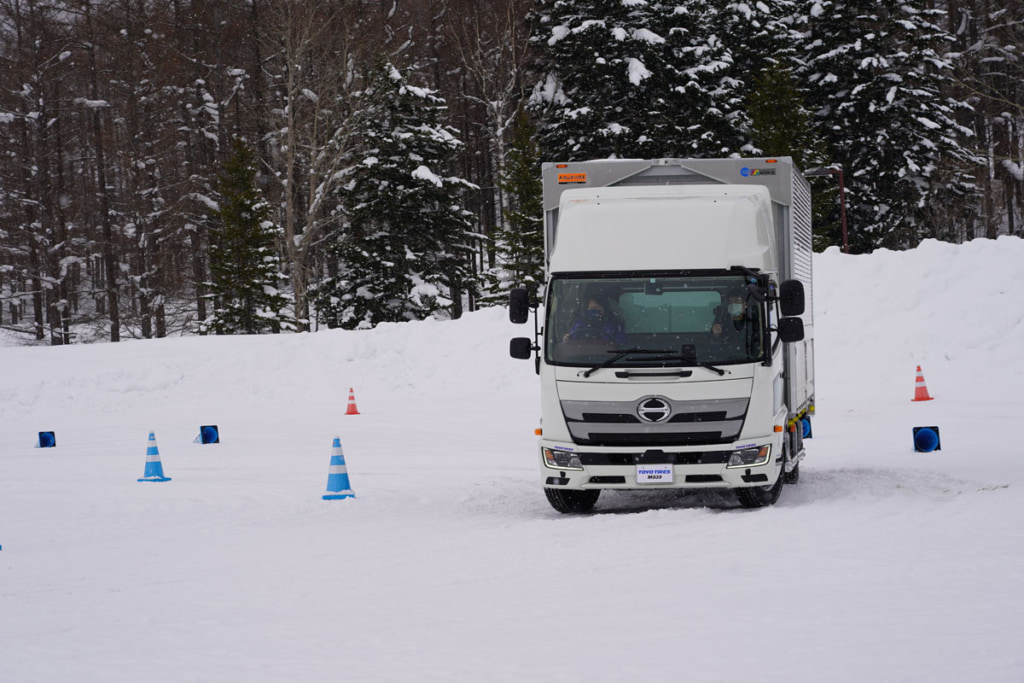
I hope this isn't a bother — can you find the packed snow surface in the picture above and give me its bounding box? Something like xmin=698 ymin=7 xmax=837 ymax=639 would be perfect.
xmin=2 ymin=237 xmax=1023 ymax=681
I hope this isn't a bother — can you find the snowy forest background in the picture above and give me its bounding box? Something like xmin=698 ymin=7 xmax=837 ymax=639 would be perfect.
xmin=1 ymin=0 xmax=1021 ymax=344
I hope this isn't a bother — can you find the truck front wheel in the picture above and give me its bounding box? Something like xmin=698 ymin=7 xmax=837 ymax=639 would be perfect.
xmin=735 ymin=471 xmax=784 ymax=508
xmin=545 ymin=488 xmax=600 ymax=514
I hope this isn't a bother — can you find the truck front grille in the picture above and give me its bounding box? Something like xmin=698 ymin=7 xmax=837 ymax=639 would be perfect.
xmin=562 ymin=397 xmax=748 ymax=447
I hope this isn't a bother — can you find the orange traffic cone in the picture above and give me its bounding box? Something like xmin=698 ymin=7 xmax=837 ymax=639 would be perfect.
xmin=912 ymin=366 xmax=934 ymax=402
xmin=345 ymin=387 xmax=361 ymax=415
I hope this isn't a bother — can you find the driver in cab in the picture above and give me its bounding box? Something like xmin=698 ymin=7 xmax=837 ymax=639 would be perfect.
xmin=563 ymin=296 xmax=628 ymax=345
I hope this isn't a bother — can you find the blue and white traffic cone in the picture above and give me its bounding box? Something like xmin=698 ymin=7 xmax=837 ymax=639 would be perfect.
xmin=138 ymin=431 xmax=172 ymax=482
xmin=322 ymin=436 xmax=355 ymax=500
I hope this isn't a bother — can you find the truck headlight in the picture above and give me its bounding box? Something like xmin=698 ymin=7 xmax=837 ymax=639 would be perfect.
xmin=726 ymin=445 xmax=771 ymax=469
xmin=543 ymin=448 xmax=583 ymax=470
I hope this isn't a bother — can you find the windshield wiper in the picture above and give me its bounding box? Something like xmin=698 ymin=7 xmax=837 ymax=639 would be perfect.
xmin=667 ymin=355 xmax=727 ymax=376
xmin=582 ymin=349 xmax=728 ymax=378
xmin=582 ymin=349 xmax=675 ymax=377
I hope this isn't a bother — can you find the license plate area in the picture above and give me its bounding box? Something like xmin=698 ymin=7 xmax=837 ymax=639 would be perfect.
xmin=636 ymin=464 xmax=674 ymax=484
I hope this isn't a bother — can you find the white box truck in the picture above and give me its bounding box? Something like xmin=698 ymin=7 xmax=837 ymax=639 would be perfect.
xmin=509 ymin=157 xmax=814 ymax=512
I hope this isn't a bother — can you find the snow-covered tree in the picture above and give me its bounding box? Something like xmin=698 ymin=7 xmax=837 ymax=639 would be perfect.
xmin=948 ymin=0 xmax=1024 ymax=239
xmin=0 ymin=0 xmax=76 ymax=343
xmin=206 ymin=141 xmax=290 ymax=335
xmin=316 ymin=62 xmax=476 ymax=330
xmin=262 ymin=1 xmax=366 ymax=331
xmin=479 ymin=108 xmax=545 ymax=306
xmin=797 ymin=0 xmax=979 ymax=251
xmin=107 ymin=0 xmax=172 ymax=340
xmin=531 ymin=0 xmax=672 ymax=159
xmin=444 ymin=0 xmax=535 ymax=308
xmin=529 ymin=0 xmax=755 ymax=160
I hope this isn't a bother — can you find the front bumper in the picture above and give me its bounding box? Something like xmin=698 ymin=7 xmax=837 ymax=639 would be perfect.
xmin=539 ymin=441 xmax=781 ymax=490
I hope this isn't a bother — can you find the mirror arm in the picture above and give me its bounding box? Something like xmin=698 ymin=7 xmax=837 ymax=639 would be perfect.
xmin=534 ymin=302 xmax=543 ymax=374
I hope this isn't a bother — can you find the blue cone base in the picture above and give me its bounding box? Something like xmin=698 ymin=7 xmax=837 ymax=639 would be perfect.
xmin=323 ymin=466 xmax=354 ymax=499
xmin=138 ymin=476 xmax=172 ymax=482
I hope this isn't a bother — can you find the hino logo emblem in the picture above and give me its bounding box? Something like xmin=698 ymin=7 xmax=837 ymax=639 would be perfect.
xmin=637 ymin=397 xmax=672 ymax=423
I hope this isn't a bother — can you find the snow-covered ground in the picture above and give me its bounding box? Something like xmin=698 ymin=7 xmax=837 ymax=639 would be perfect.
xmin=2 ymin=237 xmax=1023 ymax=682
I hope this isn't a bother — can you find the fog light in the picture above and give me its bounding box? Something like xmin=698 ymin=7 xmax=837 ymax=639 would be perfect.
xmin=727 ymin=445 xmax=771 ymax=469
xmin=543 ymin=448 xmax=583 ymax=470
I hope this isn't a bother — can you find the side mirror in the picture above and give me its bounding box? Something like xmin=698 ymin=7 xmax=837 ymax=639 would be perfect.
xmin=779 ymin=279 xmax=805 ymax=316
xmin=778 ymin=317 xmax=804 ymax=343
xmin=510 ymin=337 xmax=533 ymax=359
xmin=509 ymin=288 xmax=530 ymax=324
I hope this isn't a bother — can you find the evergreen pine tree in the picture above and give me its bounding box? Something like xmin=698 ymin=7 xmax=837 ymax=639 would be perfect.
xmin=690 ymin=0 xmax=775 ymax=156
xmin=747 ymin=63 xmax=823 ymax=167
xmin=531 ymin=0 xmax=671 ymax=159
xmin=316 ymin=62 xmax=476 ymax=330
xmin=796 ymin=0 xmax=979 ymax=251
xmin=207 ymin=140 xmax=291 ymax=334
xmin=480 ymin=109 xmax=545 ymax=307
xmin=745 ymin=61 xmax=838 ymax=250
xmin=530 ymin=0 xmax=755 ymax=160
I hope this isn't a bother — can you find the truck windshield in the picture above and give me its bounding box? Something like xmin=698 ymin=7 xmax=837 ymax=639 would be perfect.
xmin=545 ymin=274 xmax=765 ymax=368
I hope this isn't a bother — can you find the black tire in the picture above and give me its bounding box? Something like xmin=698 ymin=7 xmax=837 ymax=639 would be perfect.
xmin=784 ymin=462 xmax=800 ymax=485
xmin=735 ymin=470 xmax=784 ymax=508
xmin=545 ymin=488 xmax=600 ymax=514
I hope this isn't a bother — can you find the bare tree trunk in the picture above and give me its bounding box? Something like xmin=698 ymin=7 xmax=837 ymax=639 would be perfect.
xmin=53 ymin=79 xmax=72 ymax=345
xmin=267 ymin=0 xmax=364 ymax=331
xmin=282 ymin=5 xmax=303 ymax=329
xmin=249 ymin=0 xmax=269 ymax=160
xmin=1006 ymin=167 xmax=1017 ymax=236
xmin=443 ymin=0 xmax=531 ymax=308
xmin=35 ymin=63 xmax=58 ymax=345
xmin=29 ymin=242 xmax=44 ymax=340
xmin=83 ymin=0 xmax=120 ymax=341
xmin=189 ymin=230 xmax=208 ymax=328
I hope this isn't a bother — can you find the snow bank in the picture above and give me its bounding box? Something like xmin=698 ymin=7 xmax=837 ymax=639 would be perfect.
xmin=815 ymin=236 xmax=1024 ymax=404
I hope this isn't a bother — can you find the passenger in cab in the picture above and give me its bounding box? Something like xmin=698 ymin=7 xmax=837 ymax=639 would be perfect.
xmin=711 ymin=289 xmax=761 ymax=358
xmin=712 ymin=290 xmax=749 ymax=337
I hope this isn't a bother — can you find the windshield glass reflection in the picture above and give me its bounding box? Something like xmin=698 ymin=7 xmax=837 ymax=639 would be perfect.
xmin=546 ymin=275 xmax=764 ymax=367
